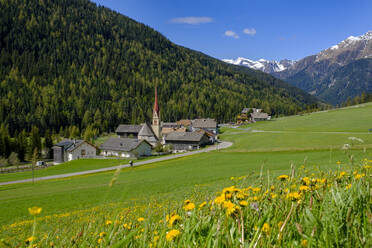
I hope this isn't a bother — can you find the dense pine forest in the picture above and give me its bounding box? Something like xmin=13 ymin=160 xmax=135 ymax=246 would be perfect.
xmin=0 ymin=0 xmax=321 ymax=161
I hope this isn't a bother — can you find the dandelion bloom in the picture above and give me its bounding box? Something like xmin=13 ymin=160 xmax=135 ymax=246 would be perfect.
xmin=301 ymin=239 xmax=308 ymax=247
xmin=239 ymin=200 xmax=248 ymax=207
xmin=345 ymin=184 xmax=352 ymax=189
xmin=286 ymin=192 xmax=302 ymax=201
xmin=137 ymin=217 xmax=145 ymax=222
xmin=98 ymin=238 xmax=103 ymax=244
xmin=223 ymin=201 xmax=240 ymax=217
xmin=105 ymin=220 xmax=112 ymax=225
xmin=301 ymin=177 xmax=310 ymax=185
xmin=198 ymin=201 xmax=207 ymax=209
xmin=261 ymin=223 xmax=270 ymax=234
xmin=277 ymin=175 xmax=289 ymax=181
xmin=28 ymin=207 xmax=42 ymax=216
xmin=183 ymin=201 xmax=195 ymax=211
xmin=299 ymin=185 xmax=310 ymax=192
xmin=99 ymin=232 xmax=106 ymax=237
xmin=25 ymin=236 xmax=34 ymax=244
xmin=166 ymin=214 xmax=181 ymax=227
xmin=166 ymin=229 xmax=180 ymax=241
xmin=355 ymin=173 xmax=365 ymax=180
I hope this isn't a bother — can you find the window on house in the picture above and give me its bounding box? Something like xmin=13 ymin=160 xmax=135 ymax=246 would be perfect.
xmin=81 ymin=149 xmax=86 ymax=156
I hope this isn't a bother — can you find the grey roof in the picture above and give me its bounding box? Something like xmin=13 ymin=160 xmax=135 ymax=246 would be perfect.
xmin=53 ymin=139 xmax=87 ymax=152
xmin=164 ymin=131 xmax=206 ymax=142
xmin=100 ymin=138 xmax=150 ymax=152
xmin=138 ymin=123 xmax=157 ymax=138
xmin=162 ymin=122 xmax=180 ymax=128
xmin=192 ymin=119 xmax=217 ymax=129
xmin=115 ymin=124 xmax=142 ymax=133
xmin=251 ymin=112 xmax=269 ymax=119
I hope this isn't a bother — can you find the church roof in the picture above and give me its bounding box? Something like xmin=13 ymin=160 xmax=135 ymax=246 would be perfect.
xmin=153 ymin=87 xmax=159 ymax=116
xmin=115 ymin=124 xmax=142 ymax=134
xmin=138 ymin=123 xmax=157 ymax=138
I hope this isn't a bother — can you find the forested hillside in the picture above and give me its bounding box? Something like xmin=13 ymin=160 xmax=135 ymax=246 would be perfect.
xmin=0 ymin=0 xmax=319 ymax=136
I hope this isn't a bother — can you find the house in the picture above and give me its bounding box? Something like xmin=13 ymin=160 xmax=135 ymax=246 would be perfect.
xmin=191 ymin=118 xmax=218 ymax=134
xmin=177 ymin=119 xmax=192 ymax=128
xmin=100 ymin=138 xmax=152 ymax=158
xmin=197 ymin=129 xmax=217 ymax=144
xmin=52 ymin=139 xmax=97 ymax=164
xmin=237 ymin=108 xmax=271 ymax=123
xmin=163 ymin=131 xmax=210 ymax=152
xmin=250 ymin=108 xmax=271 ymax=122
xmin=115 ymin=124 xmax=142 ymax=138
xmin=138 ymin=122 xmax=159 ymax=147
xmin=161 ymin=122 xmax=187 ymax=135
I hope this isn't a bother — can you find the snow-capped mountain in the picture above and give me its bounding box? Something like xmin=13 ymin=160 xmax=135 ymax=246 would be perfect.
xmin=222 ymin=57 xmax=296 ymax=74
xmin=223 ymin=31 xmax=372 ymax=105
xmin=274 ymin=30 xmax=372 ymax=105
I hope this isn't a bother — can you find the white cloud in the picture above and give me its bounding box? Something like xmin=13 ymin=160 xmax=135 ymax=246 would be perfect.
xmin=170 ymin=17 xmax=213 ymax=25
xmin=224 ymin=30 xmax=239 ymax=39
xmin=243 ymin=28 xmax=256 ymax=36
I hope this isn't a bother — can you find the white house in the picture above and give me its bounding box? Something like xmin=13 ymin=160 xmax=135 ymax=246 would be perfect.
xmin=99 ymin=138 xmax=152 ymax=158
xmin=52 ymin=139 xmax=97 ymax=164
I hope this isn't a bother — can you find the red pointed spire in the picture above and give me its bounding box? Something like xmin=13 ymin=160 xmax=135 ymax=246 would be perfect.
xmin=153 ymin=86 xmax=159 ymax=116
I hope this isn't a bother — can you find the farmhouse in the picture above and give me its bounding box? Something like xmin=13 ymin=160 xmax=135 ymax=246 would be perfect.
xmin=191 ymin=118 xmax=218 ymax=134
xmin=163 ymin=131 xmax=210 ymax=152
xmin=237 ymin=108 xmax=271 ymax=123
xmin=100 ymin=138 xmax=152 ymax=158
xmin=52 ymin=139 xmax=97 ymax=164
xmin=115 ymin=124 xmax=142 ymax=138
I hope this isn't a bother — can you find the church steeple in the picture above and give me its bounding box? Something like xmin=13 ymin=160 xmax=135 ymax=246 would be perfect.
xmin=152 ymin=86 xmax=161 ymax=138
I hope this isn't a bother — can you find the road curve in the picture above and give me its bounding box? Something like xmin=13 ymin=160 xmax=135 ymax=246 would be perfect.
xmin=0 ymin=141 xmax=233 ymax=186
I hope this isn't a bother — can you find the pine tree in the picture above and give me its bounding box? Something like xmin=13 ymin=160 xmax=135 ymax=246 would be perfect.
xmin=44 ymin=129 xmax=53 ymax=159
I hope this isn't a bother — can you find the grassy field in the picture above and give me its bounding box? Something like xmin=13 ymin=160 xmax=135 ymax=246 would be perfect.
xmin=0 ymin=159 xmax=128 ymax=183
xmin=0 ymin=103 xmax=371 ymax=246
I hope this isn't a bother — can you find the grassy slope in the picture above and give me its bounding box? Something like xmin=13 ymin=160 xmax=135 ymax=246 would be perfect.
xmin=0 ymin=103 xmax=372 ymax=225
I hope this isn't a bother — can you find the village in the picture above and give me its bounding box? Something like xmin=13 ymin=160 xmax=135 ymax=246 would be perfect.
xmin=51 ymin=88 xmax=220 ymax=164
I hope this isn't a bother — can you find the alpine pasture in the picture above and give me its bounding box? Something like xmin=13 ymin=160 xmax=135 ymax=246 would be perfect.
xmin=0 ymin=103 xmax=371 ymax=247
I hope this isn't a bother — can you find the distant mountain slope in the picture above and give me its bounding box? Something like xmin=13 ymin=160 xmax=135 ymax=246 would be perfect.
xmin=222 ymin=57 xmax=295 ymax=74
xmin=0 ymin=0 xmax=319 ymax=134
xmin=274 ymin=31 xmax=372 ymax=105
xmin=224 ymin=31 xmax=372 ymax=105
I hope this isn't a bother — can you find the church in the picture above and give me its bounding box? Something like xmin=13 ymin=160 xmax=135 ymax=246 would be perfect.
xmin=114 ymin=87 xmax=162 ymax=147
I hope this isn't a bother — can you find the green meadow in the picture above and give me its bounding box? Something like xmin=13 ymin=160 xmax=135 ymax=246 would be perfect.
xmin=0 ymin=103 xmax=371 ymax=246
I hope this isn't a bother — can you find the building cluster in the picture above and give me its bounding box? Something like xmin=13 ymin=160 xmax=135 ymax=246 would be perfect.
xmin=236 ymin=108 xmax=271 ymax=124
xmin=52 ymin=88 xmax=218 ymax=163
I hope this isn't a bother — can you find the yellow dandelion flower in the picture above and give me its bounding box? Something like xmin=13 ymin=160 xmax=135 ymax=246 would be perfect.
xmin=277 ymin=175 xmax=289 ymax=181
xmin=199 ymin=201 xmax=207 ymax=209
xmin=223 ymin=201 xmax=240 ymax=217
xmin=183 ymin=201 xmax=195 ymax=211
xmin=28 ymin=207 xmax=42 ymax=216
xmin=345 ymin=184 xmax=352 ymax=189
xmin=137 ymin=217 xmax=145 ymax=222
xmin=98 ymin=238 xmax=103 ymax=244
xmin=239 ymin=200 xmax=248 ymax=207
xmin=270 ymin=193 xmax=278 ymax=199
xmin=286 ymin=192 xmax=302 ymax=201
xmin=214 ymin=195 xmax=225 ymax=205
xmin=336 ymin=161 xmax=341 ymax=165
xmin=355 ymin=173 xmax=365 ymax=180
xmin=166 ymin=229 xmax=180 ymax=241
xmin=299 ymin=185 xmax=310 ymax=192
xmin=105 ymin=220 xmax=112 ymax=225
xmin=25 ymin=236 xmax=34 ymax=244
xmin=301 ymin=177 xmax=310 ymax=185
xmin=166 ymin=214 xmax=181 ymax=227
xmin=99 ymin=232 xmax=106 ymax=237
xmin=262 ymin=223 xmax=270 ymax=234
xmin=154 ymin=235 xmax=159 ymax=242
xmin=301 ymin=239 xmax=308 ymax=247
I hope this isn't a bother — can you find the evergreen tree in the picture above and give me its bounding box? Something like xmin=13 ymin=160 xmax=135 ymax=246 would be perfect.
xmin=44 ymin=129 xmax=53 ymax=159
xmin=30 ymin=126 xmax=41 ymax=157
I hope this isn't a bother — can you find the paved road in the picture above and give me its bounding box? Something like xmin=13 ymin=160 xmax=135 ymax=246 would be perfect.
xmin=0 ymin=141 xmax=233 ymax=186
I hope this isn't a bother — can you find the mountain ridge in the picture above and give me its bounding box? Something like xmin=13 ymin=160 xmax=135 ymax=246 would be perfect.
xmin=0 ymin=0 xmax=319 ymax=134
xmin=224 ymin=31 xmax=372 ymax=105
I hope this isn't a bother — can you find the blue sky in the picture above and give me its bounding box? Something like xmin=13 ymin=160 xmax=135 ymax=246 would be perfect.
xmin=92 ymin=0 xmax=372 ymax=61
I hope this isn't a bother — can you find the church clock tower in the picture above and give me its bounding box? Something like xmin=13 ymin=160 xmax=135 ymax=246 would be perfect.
xmin=152 ymin=87 xmax=161 ymax=138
